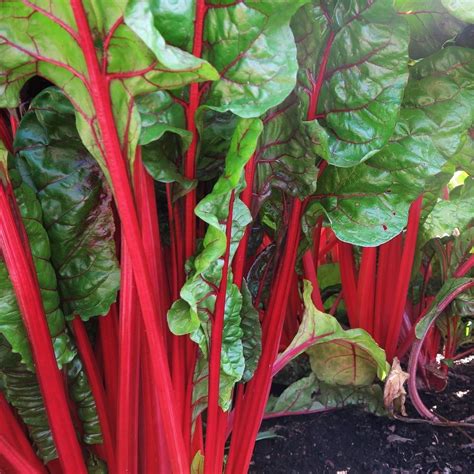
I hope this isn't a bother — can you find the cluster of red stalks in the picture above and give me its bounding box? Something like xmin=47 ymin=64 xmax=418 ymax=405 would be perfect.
xmin=0 ymin=0 xmax=473 ymax=471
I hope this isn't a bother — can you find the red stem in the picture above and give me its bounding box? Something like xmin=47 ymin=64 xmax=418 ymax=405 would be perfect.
xmin=71 ymin=317 xmax=115 ymax=473
xmin=0 ymin=435 xmax=44 ymax=474
xmin=357 ymin=247 xmax=377 ymax=333
xmin=338 ymin=242 xmax=358 ymax=327
xmin=115 ymin=239 xmax=141 ymax=474
xmin=0 ymin=394 xmax=45 ymax=473
xmin=453 ymin=254 xmax=474 ymax=278
xmin=134 ymin=154 xmax=173 ymax=466
xmin=408 ymin=280 xmax=474 ymax=420
xmin=98 ymin=304 xmax=119 ymax=430
xmin=226 ymin=200 xmax=303 ymax=474
xmin=204 ymin=191 xmax=235 ymax=474
xmin=374 ymin=242 xmax=393 ymax=344
xmin=0 ymin=184 xmax=86 ymax=473
xmin=385 ymin=196 xmax=423 ymax=361
xmin=307 ymin=32 xmax=335 ymax=119
xmin=184 ymin=0 xmax=208 ymax=260
xmin=302 ymin=251 xmax=324 ymax=311
xmin=233 ymin=154 xmax=256 ymax=287
xmin=70 ymin=2 xmax=187 ymax=470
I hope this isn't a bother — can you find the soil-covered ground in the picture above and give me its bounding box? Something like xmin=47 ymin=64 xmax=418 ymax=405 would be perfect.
xmin=251 ymin=357 xmax=474 ymax=473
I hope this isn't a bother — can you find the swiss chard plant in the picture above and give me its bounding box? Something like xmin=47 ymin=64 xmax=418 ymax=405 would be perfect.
xmin=0 ymin=0 xmax=472 ymax=473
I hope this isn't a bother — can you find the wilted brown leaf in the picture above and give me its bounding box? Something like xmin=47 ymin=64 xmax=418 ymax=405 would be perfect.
xmin=383 ymin=357 xmax=410 ymax=416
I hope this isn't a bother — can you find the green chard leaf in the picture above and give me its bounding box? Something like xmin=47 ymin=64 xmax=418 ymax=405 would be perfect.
xmin=442 ymin=0 xmax=474 ymax=24
xmin=265 ymin=372 xmax=385 ymax=417
xmin=421 ymin=177 xmax=474 ymax=246
xmin=0 ymin=332 xmax=102 ymax=462
xmin=240 ymin=280 xmax=262 ymax=382
xmin=0 ymin=335 xmax=57 ymax=463
xmin=293 ymin=0 xmax=409 ymax=166
xmin=254 ymin=97 xmax=320 ymax=200
xmin=136 ymin=90 xmax=196 ymax=197
xmin=310 ymin=46 xmax=474 ymax=246
xmin=168 ymin=118 xmax=263 ymax=410
xmin=0 ymin=0 xmax=217 ymax=174
xmin=14 ymin=88 xmax=120 ymax=320
xmin=66 ymin=354 xmax=102 ymax=445
xmin=394 ymin=0 xmax=466 ymax=59
xmin=275 ymin=281 xmax=389 ymax=384
xmin=0 ymin=164 xmax=74 ymax=370
xmin=126 ymin=0 xmax=309 ymax=118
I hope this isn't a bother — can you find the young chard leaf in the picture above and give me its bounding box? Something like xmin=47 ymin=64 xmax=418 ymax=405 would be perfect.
xmin=168 ymin=118 xmax=263 ymax=409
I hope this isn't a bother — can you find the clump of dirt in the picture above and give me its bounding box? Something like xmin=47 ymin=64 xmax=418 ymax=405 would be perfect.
xmin=251 ymin=357 xmax=474 ymax=473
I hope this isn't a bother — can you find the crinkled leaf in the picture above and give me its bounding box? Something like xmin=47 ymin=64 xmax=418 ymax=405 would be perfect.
xmin=136 ymin=90 xmax=190 ymax=146
xmin=0 ymin=1 xmax=216 ymax=174
xmin=0 ymin=165 xmax=74 ymax=370
xmin=421 ymin=178 xmax=474 ymax=245
xmin=66 ymin=354 xmax=102 ymax=445
xmin=293 ymin=0 xmax=409 ymax=167
xmin=255 ymin=98 xmax=319 ymax=199
xmin=136 ymin=91 xmax=196 ymax=196
xmin=124 ymin=0 xmax=219 ymax=82
xmin=0 ymin=333 xmax=101 ymax=462
xmin=240 ymin=280 xmax=262 ymax=382
xmin=448 ymin=134 xmax=474 ymax=175
xmin=442 ymin=0 xmax=474 ymax=24
xmin=275 ymin=281 xmax=389 ymax=384
xmin=134 ymin=0 xmax=308 ymax=118
xmin=14 ymin=88 xmax=120 ymax=320
xmin=168 ymin=118 xmax=263 ymax=409
xmin=450 ymin=227 xmax=474 ymax=278
xmin=394 ymin=0 xmax=466 ymax=58
xmin=247 ymin=242 xmax=276 ymax=308
xmin=312 ymin=47 xmax=474 ymax=246
xmin=203 ymin=0 xmax=309 ymax=117
xmin=0 ymin=335 xmax=56 ymax=462
xmin=266 ymin=372 xmax=385 ymax=417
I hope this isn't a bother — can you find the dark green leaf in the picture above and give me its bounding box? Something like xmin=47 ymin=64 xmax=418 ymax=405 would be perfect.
xmin=0 ymin=335 xmax=56 ymax=463
xmin=0 ymin=165 xmax=74 ymax=369
xmin=312 ymin=47 xmax=474 ymax=246
xmin=240 ymin=280 xmax=262 ymax=382
xmin=394 ymin=0 xmax=465 ymax=58
xmin=14 ymin=88 xmax=120 ymax=320
xmin=293 ymin=0 xmax=409 ymax=166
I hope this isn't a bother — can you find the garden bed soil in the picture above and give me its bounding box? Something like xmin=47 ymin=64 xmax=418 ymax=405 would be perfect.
xmin=251 ymin=357 xmax=474 ymax=473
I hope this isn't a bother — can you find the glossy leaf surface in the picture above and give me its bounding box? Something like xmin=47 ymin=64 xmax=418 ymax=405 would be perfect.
xmin=0 ymin=165 xmax=74 ymax=370
xmin=293 ymin=0 xmax=409 ymax=166
xmin=14 ymin=88 xmax=120 ymax=320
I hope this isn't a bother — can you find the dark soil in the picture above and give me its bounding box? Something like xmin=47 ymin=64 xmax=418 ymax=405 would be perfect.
xmin=251 ymin=357 xmax=474 ymax=473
